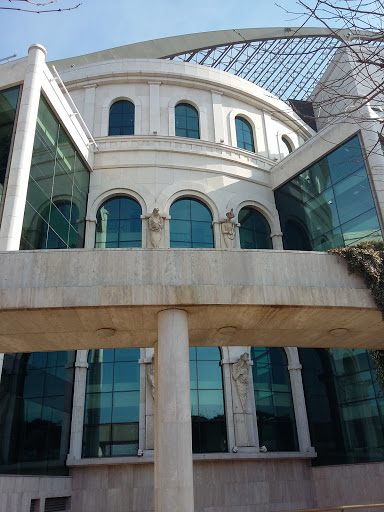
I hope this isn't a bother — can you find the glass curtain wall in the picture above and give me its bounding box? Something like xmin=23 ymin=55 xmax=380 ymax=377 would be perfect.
xmin=0 ymin=351 xmax=75 ymax=475
xmin=170 ymin=198 xmax=214 ymax=248
xmin=251 ymin=347 xmax=298 ymax=451
xmin=275 ymin=135 xmax=383 ymax=251
xmin=239 ymin=207 xmax=273 ymax=249
xmin=95 ymin=196 xmax=142 ymax=248
xmin=82 ymin=349 xmax=140 ymax=457
xmin=20 ymin=97 xmax=90 ymax=250
xmin=190 ymin=347 xmax=227 ymax=453
xmin=299 ymin=348 xmax=384 ymax=465
xmin=0 ymin=86 xmax=20 ymax=209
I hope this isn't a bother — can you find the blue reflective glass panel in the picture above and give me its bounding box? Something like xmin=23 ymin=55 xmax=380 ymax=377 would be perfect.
xmin=235 ymin=117 xmax=255 ymax=152
xmin=109 ymin=100 xmax=135 ymax=136
xmin=175 ymin=103 xmax=200 ymax=139
xmin=170 ymin=198 xmax=213 ymax=248
xmin=83 ymin=349 xmax=140 ymax=458
xmin=95 ymin=196 xmax=142 ymax=248
xmin=251 ymin=347 xmax=298 ymax=451
xmin=239 ymin=207 xmax=272 ymax=249
xmin=190 ymin=347 xmax=227 ymax=453
xmin=275 ymin=135 xmax=383 ymax=250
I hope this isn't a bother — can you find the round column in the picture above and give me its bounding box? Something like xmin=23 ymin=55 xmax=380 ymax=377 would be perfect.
xmin=67 ymin=350 xmax=88 ymax=461
xmin=155 ymin=309 xmax=194 ymax=512
xmin=288 ymin=356 xmax=313 ymax=453
xmin=0 ymin=44 xmax=47 ymax=251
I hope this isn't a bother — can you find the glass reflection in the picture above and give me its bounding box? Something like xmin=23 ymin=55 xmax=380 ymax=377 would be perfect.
xmin=235 ymin=117 xmax=255 ymax=152
xmin=95 ymin=196 xmax=142 ymax=248
xmin=109 ymin=100 xmax=135 ymax=136
xmin=189 ymin=347 xmax=227 ymax=453
xmin=175 ymin=103 xmax=200 ymax=139
xmin=20 ymin=97 xmax=89 ymax=250
xmin=300 ymin=348 xmax=384 ymax=465
xmin=0 ymin=351 xmax=75 ymax=475
xmin=251 ymin=347 xmax=298 ymax=451
xmin=275 ymin=135 xmax=382 ymax=250
xmin=0 ymin=86 xmax=20 ymax=208
xmin=239 ymin=207 xmax=272 ymax=249
xmin=82 ymin=348 xmax=140 ymax=458
xmin=170 ymin=198 xmax=214 ymax=248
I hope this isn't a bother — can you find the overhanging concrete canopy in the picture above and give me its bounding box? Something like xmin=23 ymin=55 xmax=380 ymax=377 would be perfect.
xmin=0 ymin=249 xmax=382 ymax=353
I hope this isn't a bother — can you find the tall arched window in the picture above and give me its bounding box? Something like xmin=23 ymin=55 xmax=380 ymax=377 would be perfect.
xmin=239 ymin=207 xmax=273 ymax=249
xmin=251 ymin=347 xmax=298 ymax=451
xmin=109 ymin=100 xmax=135 ymax=136
xmin=82 ymin=348 xmax=140 ymax=458
xmin=95 ymin=196 xmax=142 ymax=248
xmin=299 ymin=348 xmax=384 ymax=465
xmin=282 ymin=135 xmax=293 ymax=154
xmin=235 ymin=116 xmax=255 ymax=152
xmin=175 ymin=103 xmax=200 ymax=139
xmin=170 ymin=198 xmax=214 ymax=248
xmin=190 ymin=347 xmax=227 ymax=453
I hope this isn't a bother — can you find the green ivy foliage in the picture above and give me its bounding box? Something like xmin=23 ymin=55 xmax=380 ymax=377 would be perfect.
xmin=329 ymin=241 xmax=384 ymax=389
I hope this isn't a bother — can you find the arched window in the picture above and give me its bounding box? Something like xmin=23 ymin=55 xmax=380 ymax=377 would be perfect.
xmin=299 ymin=348 xmax=384 ymax=465
xmin=282 ymin=135 xmax=293 ymax=154
xmin=109 ymin=100 xmax=135 ymax=136
xmin=170 ymin=198 xmax=214 ymax=248
xmin=235 ymin=116 xmax=255 ymax=152
xmin=95 ymin=196 xmax=142 ymax=248
xmin=251 ymin=347 xmax=298 ymax=451
xmin=175 ymin=103 xmax=199 ymax=139
xmin=190 ymin=347 xmax=227 ymax=453
xmin=82 ymin=348 xmax=140 ymax=458
xmin=239 ymin=207 xmax=273 ymax=249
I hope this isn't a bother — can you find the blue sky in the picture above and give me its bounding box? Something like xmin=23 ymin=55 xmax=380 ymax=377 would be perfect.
xmin=0 ymin=0 xmax=322 ymax=62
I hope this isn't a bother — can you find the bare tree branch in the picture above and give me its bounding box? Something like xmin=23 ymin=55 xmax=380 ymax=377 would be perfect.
xmin=0 ymin=0 xmax=81 ymax=12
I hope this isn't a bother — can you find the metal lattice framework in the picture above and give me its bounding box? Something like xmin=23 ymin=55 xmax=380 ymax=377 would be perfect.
xmin=52 ymin=28 xmax=384 ymax=104
xmin=166 ymin=37 xmax=341 ymax=102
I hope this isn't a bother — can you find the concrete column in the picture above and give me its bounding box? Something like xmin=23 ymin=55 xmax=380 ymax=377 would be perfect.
xmin=288 ymin=348 xmax=313 ymax=453
xmin=221 ymin=349 xmax=236 ymax=452
xmin=84 ymin=219 xmax=96 ymax=248
xmin=271 ymin=232 xmax=284 ymax=249
xmin=0 ymin=44 xmax=47 ymax=251
xmin=83 ymin=84 xmax=97 ymax=134
xmin=149 ymin=81 xmax=161 ymax=135
xmin=155 ymin=309 xmax=194 ymax=512
xmin=67 ymin=350 xmax=88 ymax=461
xmin=211 ymin=90 xmax=225 ymax=144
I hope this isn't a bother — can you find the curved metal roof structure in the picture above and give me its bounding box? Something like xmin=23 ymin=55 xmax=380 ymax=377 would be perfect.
xmin=52 ymin=27 xmax=382 ymax=103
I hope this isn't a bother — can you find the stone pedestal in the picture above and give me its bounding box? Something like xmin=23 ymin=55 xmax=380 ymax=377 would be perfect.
xmin=154 ymin=309 xmax=194 ymax=512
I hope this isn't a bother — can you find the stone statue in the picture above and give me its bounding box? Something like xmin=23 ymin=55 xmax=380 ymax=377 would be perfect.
xmin=146 ymin=355 xmax=155 ymax=399
xmin=231 ymin=352 xmax=250 ymax=410
xmin=148 ymin=208 xmax=164 ymax=248
xmin=221 ymin=208 xmax=236 ymax=249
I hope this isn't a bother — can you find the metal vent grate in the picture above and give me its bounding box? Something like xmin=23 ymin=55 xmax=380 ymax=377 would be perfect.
xmin=30 ymin=499 xmax=38 ymax=512
xmin=44 ymin=497 xmax=69 ymax=512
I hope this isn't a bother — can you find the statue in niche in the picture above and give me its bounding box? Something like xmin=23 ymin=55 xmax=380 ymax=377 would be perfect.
xmin=146 ymin=355 xmax=155 ymax=399
xmin=221 ymin=208 xmax=236 ymax=249
xmin=148 ymin=208 xmax=164 ymax=248
xmin=231 ymin=353 xmax=250 ymax=410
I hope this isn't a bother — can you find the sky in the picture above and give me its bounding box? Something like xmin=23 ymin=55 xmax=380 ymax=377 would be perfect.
xmin=0 ymin=0 xmax=323 ymax=62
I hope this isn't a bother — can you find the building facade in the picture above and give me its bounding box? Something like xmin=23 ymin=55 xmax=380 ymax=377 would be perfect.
xmin=0 ymin=28 xmax=384 ymax=512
